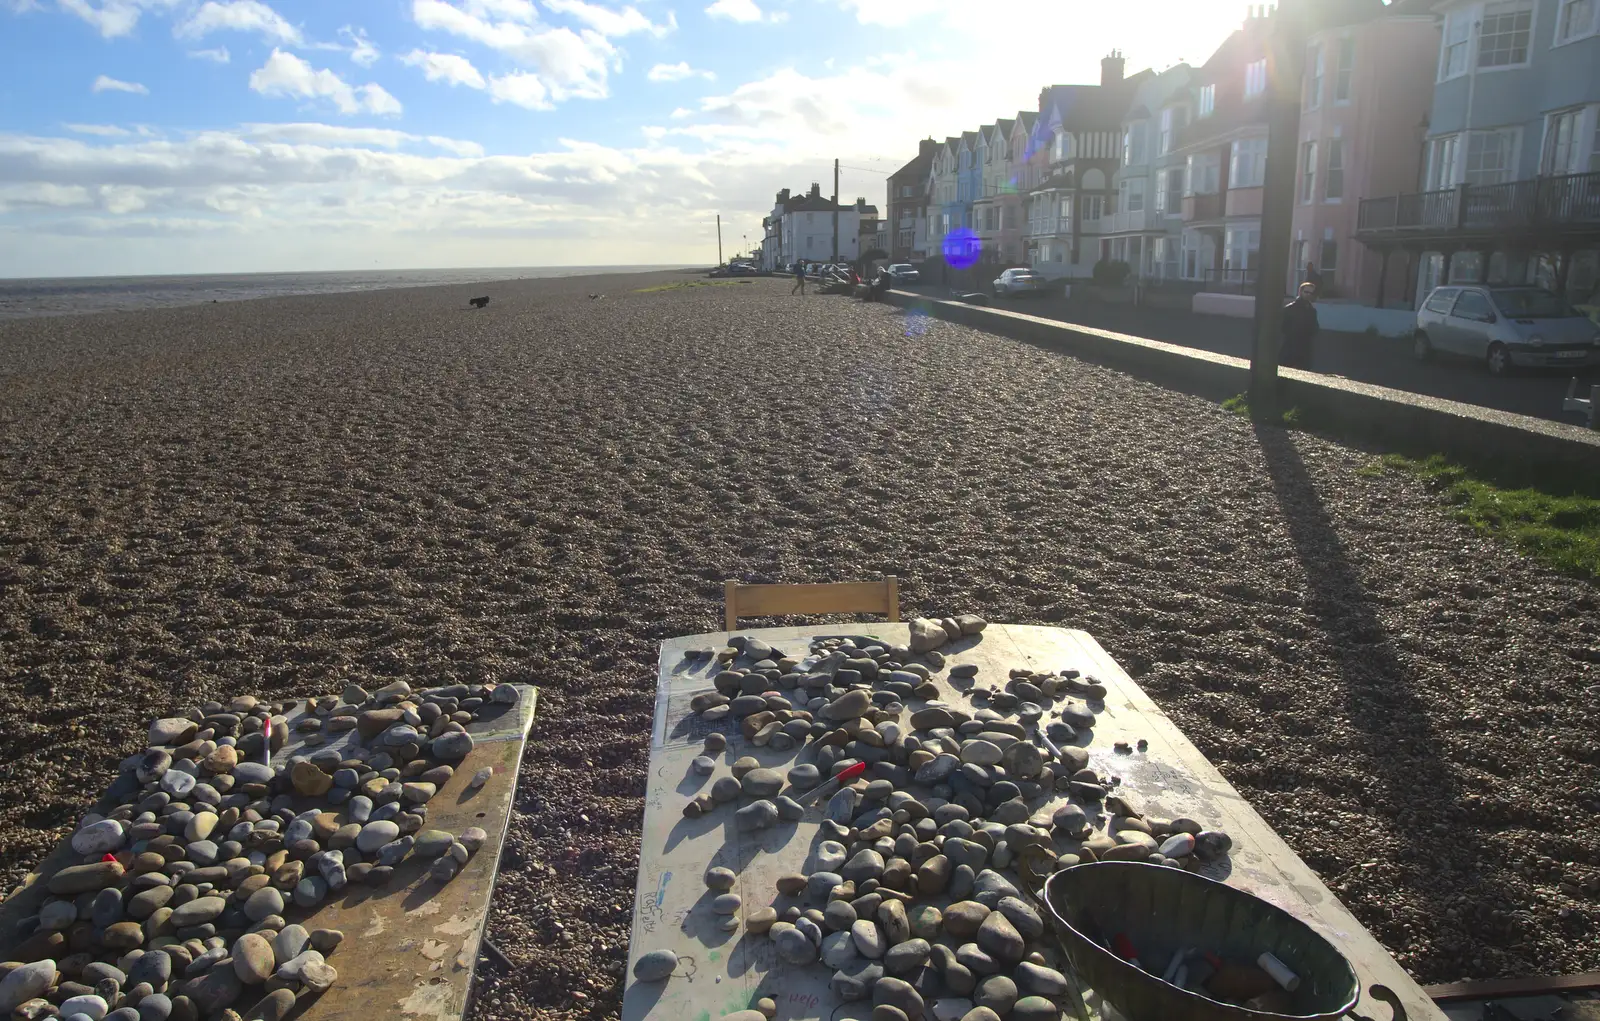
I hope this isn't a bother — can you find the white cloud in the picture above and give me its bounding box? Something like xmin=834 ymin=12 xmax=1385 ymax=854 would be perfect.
xmin=487 ymin=72 xmax=551 ymax=110
xmin=248 ymin=50 xmax=402 ymax=116
xmin=400 ymin=50 xmax=487 ymax=89
xmin=240 ymin=122 xmax=485 ymax=157
xmin=63 ymin=123 xmax=133 ymax=136
xmin=92 ymin=75 xmax=149 ymax=94
xmin=56 ymin=0 xmax=182 ymax=39
xmin=705 ymin=0 xmax=763 ymax=22
xmin=175 ymin=0 xmax=301 ymax=43
xmin=541 ymin=0 xmax=670 ymax=37
xmin=412 ymin=0 xmax=620 ymax=103
xmin=339 ymin=25 xmax=380 ymax=66
xmin=187 ymin=46 xmax=231 ymax=62
xmin=648 ymin=61 xmax=713 ymax=82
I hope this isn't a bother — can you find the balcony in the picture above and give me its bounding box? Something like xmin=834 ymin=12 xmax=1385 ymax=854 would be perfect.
xmin=1026 ymin=218 xmax=1069 ymax=238
xmin=1098 ymin=209 xmax=1148 ymax=234
xmin=1183 ymin=192 xmax=1225 ymax=222
xmin=1356 ymin=172 xmax=1600 ymax=245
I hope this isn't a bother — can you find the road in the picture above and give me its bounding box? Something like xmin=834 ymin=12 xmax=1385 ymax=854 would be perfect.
xmin=904 ymin=286 xmax=1599 ymax=425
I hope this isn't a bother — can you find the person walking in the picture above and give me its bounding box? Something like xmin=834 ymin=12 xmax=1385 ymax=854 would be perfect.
xmin=1280 ymin=281 xmax=1320 ymax=371
xmin=791 ymin=260 xmax=807 ymax=295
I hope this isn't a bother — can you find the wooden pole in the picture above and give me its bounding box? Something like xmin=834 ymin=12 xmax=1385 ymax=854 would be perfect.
xmin=716 ymin=214 xmax=723 ymax=266
xmin=833 ymin=159 xmax=840 ymax=262
xmin=1249 ymin=0 xmax=1309 ymax=409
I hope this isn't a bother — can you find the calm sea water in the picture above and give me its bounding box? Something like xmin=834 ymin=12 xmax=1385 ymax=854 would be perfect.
xmin=0 ymin=266 xmax=696 ymax=320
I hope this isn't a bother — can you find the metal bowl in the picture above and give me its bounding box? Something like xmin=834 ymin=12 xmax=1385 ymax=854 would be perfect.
xmin=1043 ymin=863 xmax=1363 ymax=1021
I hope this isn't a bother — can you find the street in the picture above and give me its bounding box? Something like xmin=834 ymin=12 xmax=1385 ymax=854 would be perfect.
xmin=906 ymin=287 xmax=1599 ymax=426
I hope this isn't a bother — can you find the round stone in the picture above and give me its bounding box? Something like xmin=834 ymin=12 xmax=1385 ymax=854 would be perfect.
xmin=773 ymin=927 xmax=817 ymax=965
xmin=232 ymin=933 xmax=275 ymax=984
xmin=741 ymin=768 xmax=783 ymax=798
xmin=356 ymin=820 xmax=401 ymax=853
xmin=430 ymin=732 xmax=474 ymax=761
xmin=712 ymin=893 xmax=742 ymax=915
xmin=72 ymin=819 xmax=127 ymax=856
xmin=243 ymin=886 xmax=284 ymax=923
xmin=705 ymin=866 xmax=737 ymax=891
xmin=633 ymin=949 xmax=678 ymax=982
xmin=692 ymin=756 xmax=716 ymax=775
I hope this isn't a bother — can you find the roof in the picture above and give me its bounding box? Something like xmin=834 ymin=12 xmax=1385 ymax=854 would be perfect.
xmin=1040 ymin=68 xmax=1154 ymax=130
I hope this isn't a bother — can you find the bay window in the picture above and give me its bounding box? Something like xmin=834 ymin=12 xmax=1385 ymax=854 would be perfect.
xmin=1334 ymin=38 xmax=1355 ymax=103
xmin=1427 ymin=134 xmax=1460 ymax=189
xmin=1300 ymin=140 xmax=1318 ymax=203
xmin=1305 ymin=44 xmax=1323 ymax=109
xmin=1199 ymin=84 xmax=1215 ymax=118
xmin=1244 ymin=59 xmax=1267 ymax=98
xmin=1230 ymin=137 xmax=1268 ymax=188
xmin=1186 ymin=152 xmax=1220 ymax=195
xmin=1439 ymin=9 xmax=1470 ymax=80
xmin=1325 ymin=138 xmax=1344 ymax=200
xmin=1556 ymin=0 xmax=1597 ymax=42
xmin=1465 ymin=128 xmax=1518 ymax=186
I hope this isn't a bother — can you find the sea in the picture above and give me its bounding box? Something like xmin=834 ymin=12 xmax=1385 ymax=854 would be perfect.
xmin=0 ymin=266 xmax=698 ymax=320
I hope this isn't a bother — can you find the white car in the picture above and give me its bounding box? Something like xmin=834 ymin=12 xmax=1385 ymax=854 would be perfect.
xmin=994 ymin=268 xmax=1048 ymax=297
xmin=887 ymin=264 xmax=920 ymax=284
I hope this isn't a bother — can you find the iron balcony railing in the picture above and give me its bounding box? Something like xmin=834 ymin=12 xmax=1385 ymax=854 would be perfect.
xmin=1357 ymin=171 xmax=1600 ymax=236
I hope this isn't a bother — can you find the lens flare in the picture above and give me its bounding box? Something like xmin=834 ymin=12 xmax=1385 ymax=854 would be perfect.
xmin=944 ymin=227 xmax=980 ymax=270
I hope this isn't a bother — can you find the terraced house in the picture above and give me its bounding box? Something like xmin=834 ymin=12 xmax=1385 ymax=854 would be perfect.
xmin=1356 ymin=0 xmax=1600 ymax=307
xmin=1026 ymin=53 xmax=1153 ymax=279
xmin=1291 ymin=0 xmax=1439 ymax=305
xmin=1100 ymin=63 xmax=1194 ymax=282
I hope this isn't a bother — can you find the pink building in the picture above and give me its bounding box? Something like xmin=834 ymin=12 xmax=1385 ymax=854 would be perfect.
xmin=1291 ymin=0 xmax=1438 ymax=305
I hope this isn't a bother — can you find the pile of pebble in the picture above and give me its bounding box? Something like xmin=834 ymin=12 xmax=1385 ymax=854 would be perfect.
xmin=635 ymin=617 xmax=1234 ymax=1021
xmin=0 ymin=680 xmax=519 ymax=1021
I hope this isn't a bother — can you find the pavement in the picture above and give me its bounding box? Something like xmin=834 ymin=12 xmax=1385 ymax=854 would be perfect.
xmin=904 ymin=286 xmax=1600 ymax=425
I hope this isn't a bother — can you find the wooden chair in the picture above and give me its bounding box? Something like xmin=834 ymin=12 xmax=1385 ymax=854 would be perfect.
xmin=724 ymin=577 xmax=899 ymax=632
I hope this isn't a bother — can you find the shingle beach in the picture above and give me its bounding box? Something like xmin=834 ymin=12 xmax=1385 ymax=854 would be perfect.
xmin=2 ymin=270 xmax=1596 ymax=1019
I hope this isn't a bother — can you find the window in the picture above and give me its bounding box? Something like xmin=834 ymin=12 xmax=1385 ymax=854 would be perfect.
xmin=1124 ymin=124 xmax=1147 ymax=166
xmin=1545 ymin=108 xmax=1584 ymax=175
xmin=1424 ymin=287 xmax=1460 ymax=313
xmin=1334 ymin=38 xmax=1355 ymax=103
xmin=1465 ymin=129 xmax=1518 ymax=185
xmin=1305 ymin=44 xmax=1323 ymax=109
xmin=1225 ymin=227 xmax=1261 ymax=271
xmin=1593 ymin=113 xmax=1600 ymax=171
xmin=806 ymin=236 xmax=814 ymax=250
xmin=1439 ymin=9 xmax=1470 ymax=79
xmin=1478 ymin=1 xmax=1533 ymax=68
xmin=1300 ymin=141 xmax=1318 ymax=202
xmin=1325 ymin=138 xmax=1344 ymax=200
xmin=1080 ymin=195 xmax=1101 ymax=222
xmin=1427 ymin=134 xmax=1460 ymax=189
xmin=1556 ymin=0 xmax=1596 ymax=42
xmin=1320 ymin=229 xmax=1338 ymax=275
xmin=1452 ymin=290 xmax=1495 ymax=320
xmin=1122 ymin=178 xmax=1146 ymax=213
xmin=1199 ymin=84 xmax=1215 ymax=118
xmin=1164 ymin=166 xmax=1184 ymax=212
xmin=1158 ymin=108 xmax=1176 ymax=155
xmin=1230 ymin=137 xmax=1268 ymax=188
xmin=1186 ymin=152 xmax=1220 ymax=195
xmin=1245 ymin=59 xmax=1267 ymax=98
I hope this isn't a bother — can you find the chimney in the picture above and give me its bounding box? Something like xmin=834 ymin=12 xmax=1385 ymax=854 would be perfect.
xmin=856 ymin=197 xmax=866 ymax=209
xmin=809 ymin=182 xmax=821 ymax=198
xmin=777 ymin=188 xmax=790 ymax=203
xmin=1101 ymin=50 xmax=1125 ymax=86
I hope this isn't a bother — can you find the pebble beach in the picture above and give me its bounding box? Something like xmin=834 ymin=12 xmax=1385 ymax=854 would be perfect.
xmin=2 ymin=270 xmax=1597 ymax=1019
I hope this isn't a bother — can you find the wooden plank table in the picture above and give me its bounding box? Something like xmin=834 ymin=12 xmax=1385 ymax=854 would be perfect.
xmin=0 ymin=686 xmax=538 ymax=1021
xmin=625 ymin=625 xmax=1442 ymax=1021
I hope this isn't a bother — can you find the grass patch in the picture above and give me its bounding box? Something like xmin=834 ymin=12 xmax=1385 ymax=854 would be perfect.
xmin=633 ymin=279 xmax=752 ymax=293
xmin=1376 ymin=453 xmax=1600 ymax=581
xmin=1221 ymin=393 xmax=1302 ymax=427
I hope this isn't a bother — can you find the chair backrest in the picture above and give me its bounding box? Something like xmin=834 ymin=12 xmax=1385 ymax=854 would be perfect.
xmin=724 ymin=578 xmax=899 ymax=632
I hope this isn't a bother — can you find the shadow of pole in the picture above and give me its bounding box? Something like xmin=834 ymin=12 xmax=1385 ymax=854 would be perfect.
xmin=1250 ymin=419 xmax=1490 ymax=921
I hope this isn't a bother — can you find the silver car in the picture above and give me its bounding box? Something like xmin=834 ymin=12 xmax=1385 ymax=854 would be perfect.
xmin=994 ymin=268 xmax=1048 ymax=297
xmin=887 ymin=263 xmax=920 ymax=284
xmin=1414 ymin=285 xmax=1600 ymax=375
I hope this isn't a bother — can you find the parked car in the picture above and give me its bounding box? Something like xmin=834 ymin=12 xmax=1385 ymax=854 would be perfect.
xmin=1414 ymin=285 xmax=1600 ymax=375
xmin=994 ymin=268 xmax=1049 ymax=297
xmin=887 ymin=263 xmax=920 ymax=284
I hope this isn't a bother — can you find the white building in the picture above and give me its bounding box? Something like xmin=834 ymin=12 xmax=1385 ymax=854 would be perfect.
xmin=759 ymin=183 xmax=866 ymax=271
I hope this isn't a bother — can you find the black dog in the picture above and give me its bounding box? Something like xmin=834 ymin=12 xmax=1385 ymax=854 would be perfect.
xmin=469 ymin=296 xmax=490 ymax=308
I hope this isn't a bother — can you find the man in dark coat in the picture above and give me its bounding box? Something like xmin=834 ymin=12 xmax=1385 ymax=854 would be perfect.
xmin=1280 ymin=282 xmax=1320 ymax=371
xmin=791 ymin=260 xmax=807 ymax=295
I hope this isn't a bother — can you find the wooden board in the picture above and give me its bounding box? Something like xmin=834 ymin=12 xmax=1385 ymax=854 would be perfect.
xmin=625 ymin=625 xmax=1443 ymax=1021
xmin=0 ymin=686 xmax=538 ymax=1021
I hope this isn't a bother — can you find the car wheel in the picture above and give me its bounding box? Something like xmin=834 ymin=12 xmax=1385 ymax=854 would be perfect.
xmin=1413 ymin=331 xmax=1433 ymax=362
xmin=1486 ymin=341 xmax=1510 ymax=376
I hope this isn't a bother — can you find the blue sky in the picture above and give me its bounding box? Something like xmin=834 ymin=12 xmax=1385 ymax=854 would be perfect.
xmin=0 ymin=0 xmax=1239 ymax=276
